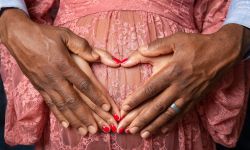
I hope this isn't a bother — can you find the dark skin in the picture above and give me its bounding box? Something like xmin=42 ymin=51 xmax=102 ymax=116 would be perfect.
xmin=119 ymin=24 xmax=250 ymax=138
xmin=0 ymin=8 xmax=249 ymax=138
xmin=0 ymin=9 xmax=120 ymax=135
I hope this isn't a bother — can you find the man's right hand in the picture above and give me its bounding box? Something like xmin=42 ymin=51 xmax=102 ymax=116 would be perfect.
xmin=0 ymin=9 xmax=119 ymax=135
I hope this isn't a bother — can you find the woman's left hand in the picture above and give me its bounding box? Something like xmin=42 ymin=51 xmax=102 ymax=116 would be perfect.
xmin=119 ymin=24 xmax=248 ymax=138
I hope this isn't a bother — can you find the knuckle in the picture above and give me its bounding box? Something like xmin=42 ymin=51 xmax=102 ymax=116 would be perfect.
xmin=65 ymin=97 xmax=80 ymax=109
xmin=143 ymin=85 xmax=155 ymax=97
xmin=137 ymin=115 xmax=148 ymax=125
xmin=152 ymin=102 xmax=166 ymax=113
xmin=55 ymin=101 xmax=67 ymax=112
xmin=44 ymin=72 xmax=58 ymax=82
xmin=57 ymin=62 xmax=70 ymax=72
xmin=78 ymin=79 xmax=91 ymax=92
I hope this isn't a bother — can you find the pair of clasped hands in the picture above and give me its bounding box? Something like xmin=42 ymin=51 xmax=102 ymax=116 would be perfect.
xmin=0 ymin=9 xmax=247 ymax=139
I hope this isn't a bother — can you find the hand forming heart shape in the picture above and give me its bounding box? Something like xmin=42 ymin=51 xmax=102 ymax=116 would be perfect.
xmin=70 ymin=45 xmax=173 ymax=134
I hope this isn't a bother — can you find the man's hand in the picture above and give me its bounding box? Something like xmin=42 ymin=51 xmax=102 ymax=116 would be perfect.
xmin=119 ymin=24 xmax=250 ymax=138
xmin=72 ymin=54 xmax=120 ymax=133
xmin=0 ymin=9 xmax=119 ymax=135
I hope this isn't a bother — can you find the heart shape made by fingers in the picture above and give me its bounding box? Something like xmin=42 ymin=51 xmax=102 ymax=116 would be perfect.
xmin=72 ymin=48 xmax=173 ymax=134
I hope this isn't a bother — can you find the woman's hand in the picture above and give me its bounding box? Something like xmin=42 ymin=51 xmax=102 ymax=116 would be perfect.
xmin=119 ymin=24 xmax=249 ymax=138
xmin=0 ymin=9 xmax=119 ymax=135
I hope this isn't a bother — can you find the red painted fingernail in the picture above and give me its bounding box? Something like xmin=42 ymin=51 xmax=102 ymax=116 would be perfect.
xmin=110 ymin=125 xmax=117 ymax=133
xmin=121 ymin=58 xmax=128 ymax=63
xmin=112 ymin=57 xmax=121 ymax=64
xmin=125 ymin=128 xmax=130 ymax=134
xmin=102 ymin=126 xmax=110 ymax=133
xmin=113 ymin=114 xmax=120 ymax=121
xmin=118 ymin=128 xmax=124 ymax=134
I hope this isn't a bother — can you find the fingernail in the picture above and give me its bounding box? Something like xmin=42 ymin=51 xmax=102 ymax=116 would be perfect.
xmin=61 ymin=121 xmax=69 ymax=128
xmin=88 ymin=125 xmax=97 ymax=134
xmin=125 ymin=128 xmax=130 ymax=134
xmin=121 ymin=58 xmax=128 ymax=63
xmin=102 ymin=126 xmax=111 ymax=133
xmin=122 ymin=105 xmax=131 ymax=112
xmin=78 ymin=127 xmax=87 ymax=135
xmin=110 ymin=124 xmax=117 ymax=133
xmin=113 ymin=114 xmax=120 ymax=121
xmin=102 ymin=104 xmax=110 ymax=111
xmin=161 ymin=128 xmax=168 ymax=134
xmin=129 ymin=127 xmax=139 ymax=134
xmin=112 ymin=57 xmax=121 ymax=64
xmin=118 ymin=128 xmax=124 ymax=134
xmin=141 ymin=131 xmax=150 ymax=139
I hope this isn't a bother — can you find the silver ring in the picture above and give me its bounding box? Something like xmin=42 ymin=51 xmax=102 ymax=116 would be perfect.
xmin=170 ymin=103 xmax=180 ymax=113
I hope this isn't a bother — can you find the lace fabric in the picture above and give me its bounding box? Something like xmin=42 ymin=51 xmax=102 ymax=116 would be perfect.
xmin=0 ymin=0 xmax=249 ymax=150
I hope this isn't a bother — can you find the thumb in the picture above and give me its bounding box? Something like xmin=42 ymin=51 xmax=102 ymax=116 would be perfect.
xmin=138 ymin=37 xmax=174 ymax=57
xmin=94 ymin=49 xmax=120 ymax=67
xmin=62 ymin=29 xmax=99 ymax=62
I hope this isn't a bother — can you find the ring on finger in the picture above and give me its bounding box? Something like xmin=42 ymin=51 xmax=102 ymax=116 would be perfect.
xmin=170 ymin=103 xmax=180 ymax=113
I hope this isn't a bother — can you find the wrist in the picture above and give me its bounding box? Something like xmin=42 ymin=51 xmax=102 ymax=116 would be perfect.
xmin=0 ymin=9 xmax=32 ymax=44
xmin=213 ymin=24 xmax=245 ymax=61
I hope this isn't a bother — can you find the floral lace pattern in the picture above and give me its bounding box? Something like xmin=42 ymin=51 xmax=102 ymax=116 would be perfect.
xmin=0 ymin=0 xmax=249 ymax=150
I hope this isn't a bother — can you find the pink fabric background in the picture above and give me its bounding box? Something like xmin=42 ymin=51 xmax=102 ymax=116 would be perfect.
xmin=0 ymin=0 xmax=249 ymax=149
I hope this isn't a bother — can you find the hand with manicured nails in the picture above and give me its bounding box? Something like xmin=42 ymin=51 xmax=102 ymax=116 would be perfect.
xmin=119 ymin=24 xmax=250 ymax=138
xmin=0 ymin=9 xmax=120 ymax=135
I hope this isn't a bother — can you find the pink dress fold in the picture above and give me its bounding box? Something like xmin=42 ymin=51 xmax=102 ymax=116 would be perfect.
xmin=0 ymin=0 xmax=249 ymax=150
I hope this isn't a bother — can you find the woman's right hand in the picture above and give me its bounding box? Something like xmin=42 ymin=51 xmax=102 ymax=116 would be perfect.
xmin=0 ymin=9 xmax=119 ymax=135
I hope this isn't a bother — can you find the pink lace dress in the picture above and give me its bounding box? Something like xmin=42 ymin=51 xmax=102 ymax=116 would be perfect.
xmin=0 ymin=0 xmax=249 ymax=150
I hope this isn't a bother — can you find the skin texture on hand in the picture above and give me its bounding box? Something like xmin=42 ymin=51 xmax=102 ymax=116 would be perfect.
xmin=0 ymin=9 xmax=120 ymax=136
xmin=0 ymin=8 xmax=249 ymax=138
xmin=72 ymin=54 xmax=119 ymax=133
xmin=118 ymin=24 xmax=250 ymax=138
